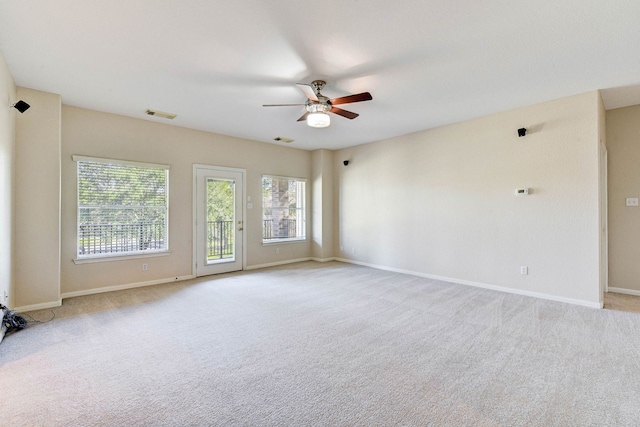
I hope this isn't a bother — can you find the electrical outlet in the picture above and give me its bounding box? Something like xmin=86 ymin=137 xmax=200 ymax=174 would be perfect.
xmin=520 ymin=266 xmax=528 ymax=275
xmin=275 ymin=248 xmax=280 ymax=254
xmin=142 ymin=263 xmax=148 ymax=271
xmin=3 ymin=290 xmax=8 ymax=301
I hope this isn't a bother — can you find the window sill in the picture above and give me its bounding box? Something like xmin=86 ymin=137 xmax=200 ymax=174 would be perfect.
xmin=262 ymin=239 xmax=307 ymax=246
xmin=73 ymin=251 xmax=171 ymax=265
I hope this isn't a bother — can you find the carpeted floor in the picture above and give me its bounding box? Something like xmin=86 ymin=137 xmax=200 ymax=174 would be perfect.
xmin=2 ymin=261 xmax=640 ymax=426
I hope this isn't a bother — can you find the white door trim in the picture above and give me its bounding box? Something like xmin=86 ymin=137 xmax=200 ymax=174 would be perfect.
xmin=192 ymin=164 xmax=247 ymax=277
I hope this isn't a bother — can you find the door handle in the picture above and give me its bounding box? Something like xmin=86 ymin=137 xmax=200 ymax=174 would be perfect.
xmin=238 ymin=227 xmax=243 ymax=231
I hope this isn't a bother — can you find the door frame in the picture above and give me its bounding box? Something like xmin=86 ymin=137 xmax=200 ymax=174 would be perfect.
xmin=192 ymin=164 xmax=247 ymax=276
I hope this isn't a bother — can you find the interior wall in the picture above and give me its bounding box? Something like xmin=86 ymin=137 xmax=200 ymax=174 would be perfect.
xmin=60 ymin=106 xmax=312 ymax=297
xmin=311 ymin=149 xmax=334 ymax=260
xmin=334 ymin=91 xmax=602 ymax=307
xmin=597 ymin=92 xmax=607 ymax=301
xmin=607 ymin=104 xmax=640 ymax=294
xmin=14 ymin=87 xmax=62 ymax=309
xmin=9 ymin=86 xmax=606 ymax=308
xmin=0 ymin=51 xmax=16 ymax=308
xmin=321 ymin=150 xmax=334 ymax=260
xmin=311 ymin=150 xmax=323 ymax=259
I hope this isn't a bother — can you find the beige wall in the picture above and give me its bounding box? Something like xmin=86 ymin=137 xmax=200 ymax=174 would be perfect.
xmin=8 ymin=83 xmax=608 ymax=308
xmin=14 ymin=87 xmax=62 ymax=309
xmin=311 ymin=149 xmax=334 ymax=260
xmin=597 ymin=93 xmax=607 ymax=298
xmin=607 ymin=104 xmax=640 ymax=293
xmin=334 ymin=91 xmax=602 ymax=307
xmin=0 ymin=52 xmax=16 ymax=308
xmin=60 ymin=106 xmax=312 ymax=297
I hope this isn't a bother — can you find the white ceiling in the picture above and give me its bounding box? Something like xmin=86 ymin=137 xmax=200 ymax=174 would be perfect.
xmin=2 ymin=0 xmax=640 ymax=151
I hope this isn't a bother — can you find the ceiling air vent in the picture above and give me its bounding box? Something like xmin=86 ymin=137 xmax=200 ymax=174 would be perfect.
xmin=145 ymin=109 xmax=176 ymax=120
xmin=274 ymin=137 xmax=294 ymax=143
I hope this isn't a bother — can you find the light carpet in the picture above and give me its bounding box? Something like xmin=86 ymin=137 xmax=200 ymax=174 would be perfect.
xmin=2 ymin=261 xmax=640 ymax=426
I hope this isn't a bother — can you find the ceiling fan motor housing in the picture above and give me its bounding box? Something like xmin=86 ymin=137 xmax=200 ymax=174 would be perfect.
xmin=306 ymin=99 xmax=330 ymax=113
xmin=310 ymin=80 xmax=327 ymax=94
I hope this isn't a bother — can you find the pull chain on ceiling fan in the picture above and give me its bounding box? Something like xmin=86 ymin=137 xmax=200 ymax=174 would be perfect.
xmin=263 ymin=80 xmax=373 ymax=128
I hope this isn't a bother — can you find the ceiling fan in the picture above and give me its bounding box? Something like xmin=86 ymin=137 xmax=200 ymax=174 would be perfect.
xmin=263 ymin=80 xmax=372 ymax=128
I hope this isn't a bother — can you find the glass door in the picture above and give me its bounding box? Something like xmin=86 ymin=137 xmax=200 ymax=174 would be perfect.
xmin=195 ymin=166 xmax=244 ymax=276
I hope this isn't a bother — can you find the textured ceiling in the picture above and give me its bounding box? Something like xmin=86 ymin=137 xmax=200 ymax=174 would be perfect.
xmin=2 ymin=0 xmax=640 ymax=150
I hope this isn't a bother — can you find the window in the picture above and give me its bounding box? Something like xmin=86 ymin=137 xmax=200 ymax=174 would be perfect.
xmin=262 ymin=175 xmax=306 ymax=243
xmin=74 ymin=156 xmax=169 ymax=259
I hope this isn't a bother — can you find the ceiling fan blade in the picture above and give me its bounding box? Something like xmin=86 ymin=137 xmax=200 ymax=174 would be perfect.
xmin=296 ymin=83 xmax=318 ymax=101
xmin=262 ymin=103 xmax=306 ymax=107
xmin=297 ymin=112 xmax=310 ymax=122
xmin=330 ymin=107 xmax=359 ymax=120
xmin=330 ymin=92 xmax=372 ymax=105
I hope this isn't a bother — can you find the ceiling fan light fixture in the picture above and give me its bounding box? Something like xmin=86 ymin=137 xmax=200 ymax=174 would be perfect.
xmin=307 ymin=112 xmax=331 ymax=128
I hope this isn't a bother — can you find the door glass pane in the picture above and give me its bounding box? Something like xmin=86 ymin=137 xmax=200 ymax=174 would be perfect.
xmin=206 ymin=178 xmax=235 ymax=264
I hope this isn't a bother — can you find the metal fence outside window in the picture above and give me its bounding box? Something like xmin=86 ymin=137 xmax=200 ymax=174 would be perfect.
xmin=78 ymin=222 xmax=165 ymax=255
xmin=262 ymin=219 xmax=298 ymax=240
xmin=208 ymin=220 xmax=234 ymax=259
xmin=79 ymin=219 xmax=301 ymax=258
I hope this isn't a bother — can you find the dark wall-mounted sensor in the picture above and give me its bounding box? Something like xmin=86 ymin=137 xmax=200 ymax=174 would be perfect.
xmin=11 ymin=100 xmax=30 ymax=113
xmin=517 ymin=128 xmax=527 ymax=137
xmin=343 ymin=160 xmax=350 ymax=166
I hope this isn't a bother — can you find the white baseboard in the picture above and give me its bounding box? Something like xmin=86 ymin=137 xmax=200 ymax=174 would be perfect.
xmin=310 ymin=257 xmax=337 ymax=263
xmin=245 ymin=257 xmax=313 ymax=271
xmin=61 ymin=275 xmax=196 ymax=300
xmin=335 ymin=258 xmax=603 ymax=309
xmin=14 ymin=299 xmax=63 ymax=313
xmin=61 ymin=259 xmax=336 ymax=298
xmin=14 ymin=259 xmax=333 ymax=310
xmin=16 ymin=259 xmax=606 ymax=312
xmin=607 ymin=287 xmax=640 ymax=297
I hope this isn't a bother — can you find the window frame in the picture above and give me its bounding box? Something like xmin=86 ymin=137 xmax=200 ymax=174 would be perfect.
xmin=72 ymin=155 xmax=170 ymax=263
xmin=261 ymin=174 xmax=307 ymax=245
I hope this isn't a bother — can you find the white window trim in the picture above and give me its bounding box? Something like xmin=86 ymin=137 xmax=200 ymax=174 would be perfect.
xmin=73 ymin=155 xmax=171 ymax=262
xmin=262 ymin=238 xmax=306 ymax=246
xmin=73 ymin=251 xmax=171 ymax=264
xmin=72 ymin=155 xmax=170 ymax=171
xmin=262 ymin=174 xmax=306 ymax=182
xmin=261 ymin=174 xmax=307 ymax=244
